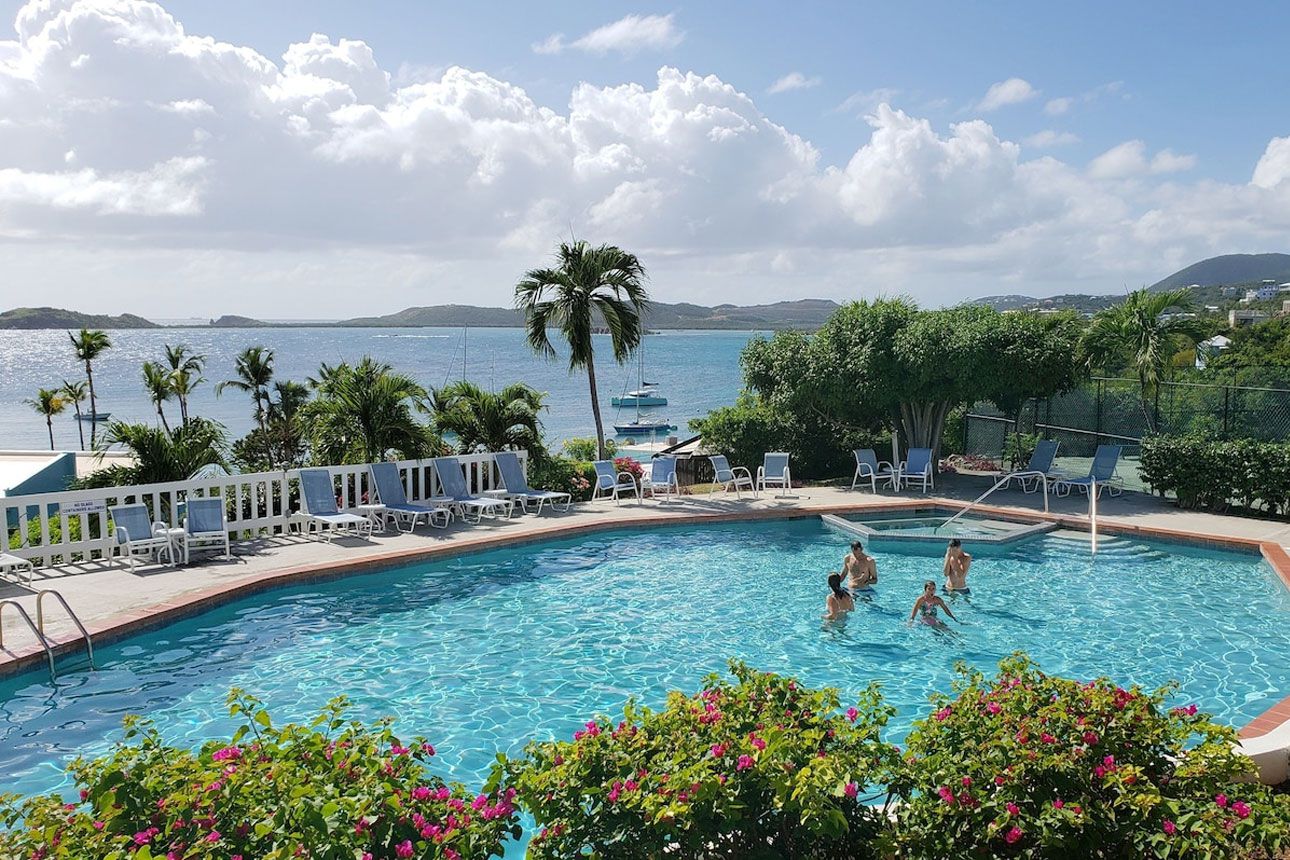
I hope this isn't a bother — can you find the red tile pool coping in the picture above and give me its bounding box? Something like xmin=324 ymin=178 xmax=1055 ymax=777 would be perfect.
xmin=3 ymin=498 xmax=1289 ymax=741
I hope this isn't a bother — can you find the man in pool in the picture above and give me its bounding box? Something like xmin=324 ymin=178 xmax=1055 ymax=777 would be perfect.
xmin=943 ymin=539 xmax=972 ymax=593
xmin=843 ymin=540 xmax=878 ymax=592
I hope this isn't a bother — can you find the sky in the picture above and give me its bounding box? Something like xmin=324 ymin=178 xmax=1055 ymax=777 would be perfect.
xmin=1 ymin=0 xmax=1290 ymax=318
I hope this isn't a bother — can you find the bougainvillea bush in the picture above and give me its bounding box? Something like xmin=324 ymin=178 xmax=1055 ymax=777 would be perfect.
xmin=890 ymin=655 xmax=1290 ymax=859
xmin=504 ymin=661 xmax=900 ymax=859
xmin=0 ymin=692 xmax=519 ymax=860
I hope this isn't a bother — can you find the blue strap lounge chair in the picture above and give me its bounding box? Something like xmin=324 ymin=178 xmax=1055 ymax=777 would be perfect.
xmin=180 ymin=497 xmax=231 ymax=564
xmin=109 ymin=503 xmax=174 ymax=571
xmin=369 ymin=461 xmax=452 ymax=531
xmin=493 ymin=452 xmax=572 ymax=514
xmin=852 ymin=449 xmax=896 ymax=492
xmin=757 ymin=452 xmax=791 ymax=497
xmin=1053 ymin=445 xmax=1123 ymax=498
xmin=592 ymin=460 xmax=639 ymax=504
xmin=899 ymin=448 xmax=935 ymax=492
xmin=1003 ymin=439 xmax=1060 ymax=494
xmin=709 ymin=454 xmax=754 ymax=498
xmin=430 ymin=457 xmax=511 ymax=523
xmin=297 ymin=468 xmax=373 ymax=541
xmin=642 ymin=456 xmax=681 ymax=502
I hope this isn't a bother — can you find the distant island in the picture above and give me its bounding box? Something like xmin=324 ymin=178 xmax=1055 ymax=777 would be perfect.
xmin=4 ymin=253 xmax=1288 ymax=330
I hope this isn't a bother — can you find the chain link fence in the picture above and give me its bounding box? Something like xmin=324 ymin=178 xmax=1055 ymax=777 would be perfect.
xmin=963 ymin=376 xmax=1290 ymax=493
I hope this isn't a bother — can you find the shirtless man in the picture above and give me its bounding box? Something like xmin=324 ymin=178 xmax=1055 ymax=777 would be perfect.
xmin=843 ymin=540 xmax=878 ymax=592
xmin=942 ymin=539 xmax=972 ymax=593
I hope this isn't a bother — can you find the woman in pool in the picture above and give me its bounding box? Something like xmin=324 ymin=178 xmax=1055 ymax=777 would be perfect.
xmin=823 ymin=572 xmax=855 ymax=620
xmin=943 ymin=538 xmax=972 ymax=593
xmin=910 ymin=580 xmax=959 ymax=627
xmin=844 ymin=540 xmax=878 ymax=592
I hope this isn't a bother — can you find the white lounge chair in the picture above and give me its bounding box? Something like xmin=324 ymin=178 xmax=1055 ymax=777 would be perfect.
xmin=297 ymin=468 xmax=373 ymax=541
xmin=0 ymin=552 xmax=34 ymax=585
xmin=592 ymin=460 xmax=638 ymax=504
xmin=430 ymin=457 xmax=510 ymax=523
xmin=709 ymin=455 xmax=754 ymax=498
xmin=1003 ymin=439 xmax=1060 ymax=494
xmin=642 ymin=456 xmax=681 ymax=503
xmin=493 ymin=452 xmax=572 ymax=514
xmin=369 ymin=461 xmax=452 ymax=531
xmin=180 ymin=497 xmax=231 ymax=564
xmin=899 ymin=448 xmax=935 ymax=492
xmin=109 ymin=503 xmax=175 ymax=571
xmin=1053 ymin=445 xmax=1124 ymax=499
xmin=852 ymin=449 xmax=896 ymax=492
xmin=757 ymin=452 xmax=791 ymax=498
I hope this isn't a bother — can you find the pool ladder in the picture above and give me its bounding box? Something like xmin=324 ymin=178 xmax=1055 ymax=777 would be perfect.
xmin=0 ymin=589 xmax=95 ymax=682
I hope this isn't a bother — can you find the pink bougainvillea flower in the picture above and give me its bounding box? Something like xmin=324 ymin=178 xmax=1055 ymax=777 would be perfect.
xmin=1053 ymin=799 xmax=1064 ymax=810
xmin=1006 ymin=803 xmax=1019 ymax=816
xmin=985 ymin=702 xmax=1002 ymax=715
xmin=846 ymin=707 xmax=859 ymax=722
xmin=1215 ymin=793 xmax=1229 ymax=808
xmin=736 ymin=755 xmax=754 ymax=771
xmin=1082 ymin=731 xmax=1099 ymax=745
xmin=1163 ymin=820 xmax=1177 ymax=835
xmin=933 ymin=707 xmax=952 ymax=722
xmin=1040 ymin=733 xmax=1056 ymax=745
xmin=1005 ymin=826 xmax=1023 ymax=845
xmin=937 ymin=786 xmax=956 ymax=805
xmin=711 ymin=743 xmax=727 ymax=758
xmin=844 ymin=782 xmax=858 ymax=799
xmin=422 ymin=742 xmax=437 ymax=755
xmin=205 ymin=831 xmax=221 ymax=843
xmin=961 ymin=776 xmax=972 ymax=787
xmin=1232 ymin=801 xmax=1251 ymax=819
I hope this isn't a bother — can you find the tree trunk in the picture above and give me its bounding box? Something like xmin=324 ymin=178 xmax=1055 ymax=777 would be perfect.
xmin=157 ymin=402 xmax=170 ymax=434
xmin=586 ymin=352 xmax=607 ymax=461
xmin=46 ymin=415 xmax=54 ymax=450
xmin=179 ymin=394 xmax=188 ymax=426
xmin=73 ymin=402 xmax=84 ymax=450
xmin=85 ymin=360 xmax=97 ymax=447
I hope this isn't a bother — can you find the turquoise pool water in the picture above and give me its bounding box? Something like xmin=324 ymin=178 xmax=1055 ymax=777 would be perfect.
xmin=2 ymin=519 xmax=1289 ymax=805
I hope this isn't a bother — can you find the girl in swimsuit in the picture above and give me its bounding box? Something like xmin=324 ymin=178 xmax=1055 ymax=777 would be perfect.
xmin=910 ymin=580 xmax=959 ymax=627
xmin=824 ymin=572 xmax=855 ymax=620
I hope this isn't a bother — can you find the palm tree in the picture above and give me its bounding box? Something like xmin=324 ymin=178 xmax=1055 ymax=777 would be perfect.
xmin=304 ymin=357 xmax=435 ymax=465
xmin=433 ymin=380 xmax=547 ymax=456
xmin=266 ymin=380 xmax=312 ymax=466
xmin=164 ymin=344 xmax=205 ymax=425
xmin=60 ymin=379 xmax=88 ymax=450
xmin=1083 ymin=287 xmax=1209 ymax=432
xmin=81 ymin=418 xmax=228 ymax=488
xmin=216 ymin=346 xmax=275 ymax=431
xmin=26 ymin=388 xmax=66 ymax=450
xmin=141 ymin=361 xmax=173 ymax=432
xmin=68 ymin=328 xmax=111 ymax=445
xmin=515 ymin=240 xmax=650 ymax=460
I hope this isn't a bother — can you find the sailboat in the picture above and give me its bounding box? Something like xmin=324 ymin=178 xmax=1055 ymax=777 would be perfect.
xmin=611 ymin=338 xmax=667 ymax=407
xmin=613 ymin=342 xmax=674 ymax=436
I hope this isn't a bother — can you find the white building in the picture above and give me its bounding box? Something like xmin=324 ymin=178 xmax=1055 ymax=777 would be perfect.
xmin=1230 ymin=308 xmax=1268 ymax=327
xmin=1195 ymin=335 xmax=1232 ymax=369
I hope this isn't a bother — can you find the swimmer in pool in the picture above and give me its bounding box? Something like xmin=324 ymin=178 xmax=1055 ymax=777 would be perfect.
xmin=824 ymin=572 xmax=855 ymax=620
xmin=843 ymin=540 xmax=878 ymax=592
xmin=943 ymin=538 xmax=972 ymax=593
xmin=910 ymin=580 xmax=959 ymax=627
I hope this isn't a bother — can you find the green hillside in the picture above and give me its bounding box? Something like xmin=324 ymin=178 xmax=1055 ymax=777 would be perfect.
xmin=1149 ymin=253 xmax=1290 ymax=291
xmin=0 ymin=307 xmax=160 ymax=330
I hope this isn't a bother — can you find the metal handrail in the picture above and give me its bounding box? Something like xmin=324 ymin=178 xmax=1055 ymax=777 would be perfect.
xmin=942 ymin=470 xmax=1050 ymax=528
xmin=36 ymin=590 xmax=95 ymax=670
xmin=0 ymin=600 xmax=56 ymax=682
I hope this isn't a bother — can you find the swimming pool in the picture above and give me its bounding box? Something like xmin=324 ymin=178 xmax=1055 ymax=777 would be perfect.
xmin=2 ymin=518 xmax=1288 ymax=804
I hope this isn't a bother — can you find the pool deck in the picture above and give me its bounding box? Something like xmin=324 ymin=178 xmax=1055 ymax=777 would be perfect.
xmin=3 ymin=474 xmax=1290 ymax=777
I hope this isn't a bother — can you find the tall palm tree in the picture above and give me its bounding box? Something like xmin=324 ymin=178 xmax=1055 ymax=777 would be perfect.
xmin=266 ymin=380 xmax=312 ymax=467
xmin=60 ymin=379 xmax=88 ymax=450
xmin=304 ymin=357 xmax=435 ymax=465
xmin=1083 ymin=287 xmax=1209 ymax=431
xmin=515 ymin=240 xmax=650 ymax=460
xmin=164 ymin=343 xmax=205 ymax=425
xmin=433 ymin=380 xmax=546 ymax=456
xmin=82 ymin=418 xmax=228 ymax=488
xmin=68 ymin=328 xmax=111 ymax=445
xmin=141 ymin=361 xmax=174 ymax=432
xmin=26 ymin=388 xmax=66 ymax=450
xmin=216 ymin=346 xmax=275 ymax=431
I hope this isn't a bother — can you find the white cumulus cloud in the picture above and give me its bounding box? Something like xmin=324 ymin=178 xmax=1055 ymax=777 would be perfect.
xmin=977 ymin=77 xmax=1038 ymax=111
xmin=533 ymin=13 xmax=684 ymax=57
xmin=1089 ymin=141 xmax=1196 ymax=179
xmin=1024 ymin=130 xmax=1080 ymax=148
xmin=767 ymin=72 xmax=821 ymax=94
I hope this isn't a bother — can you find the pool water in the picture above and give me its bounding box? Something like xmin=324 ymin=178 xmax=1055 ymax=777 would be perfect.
xmin=2 ymin=519 xmax=1288 ymax=804
xmin=845 ymin=513 xmax=1019 ymax=538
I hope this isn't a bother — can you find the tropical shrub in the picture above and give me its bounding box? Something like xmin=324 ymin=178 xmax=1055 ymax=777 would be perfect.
xmin=529 ymin=455 xmax=597 ymax=501
xmin=1002 ymin=431 xmax=1040 ymax=471
xmin=0 ymin=692 xmax=519 ymax=860
xmin=1140 ymin=435 xmax=1290 ymax=515
xmin=505 ymin=661 xmax=899 ymax=859
xmin=73 ymin=418 xmax=228 ymax=489
xmin=563 ymin=436 xmax=616 ymax=461
xmin=433 ymin=381 xmax=548 ymax=459
xmin=890 ymin=655 xmax=1290 ymax=859
xmin=613 ymin=455 xmax=645 ymax=483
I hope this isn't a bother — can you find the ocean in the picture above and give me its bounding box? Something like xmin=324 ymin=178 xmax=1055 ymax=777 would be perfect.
xmin=0 ymin=327 xmax=763 ymax=454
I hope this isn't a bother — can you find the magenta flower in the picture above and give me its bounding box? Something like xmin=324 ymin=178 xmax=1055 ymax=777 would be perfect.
xmin=1215 ymin=793 xmax=1228 ymax=808
xmin=1005 ymin=826 xmax=1023 ymax=844
xmin=1053 ymin=799 xmax=1064 ymax=810
xmin=961 ymin=776 xmax=972 ymax=787
xmin=933 ymin=707 xmax=952 ymax=722
xmin=1006 ymin=802 xmax=1019 ymax=816
xmin=1163 ymin=820 xmax=1177 ymax=835
xmin=751 ymin=737 xmax=767 ymax=751
xmin=846 ymin=707 xmax=859 ymax=722
xmin=937 ymin=786 xmax=956 ymax=805
xmin=1082 ymin=731 xmax=1099 ymax=745
xmin=844 ymin=782 xmax=858 ymax=798
xmin=736 ymin=755 xmax=754 ymax=771
xmin=1232 ymin=801 xmax=1251 ymax=819
xmin=205 ymin=831 xmax=221 ymax=843
xmin=1040 ymin=732 xmax=1056 ymax=744
xmin=985 ymin=702 xmax=1002 ymax=715
xmin=395 ymin=840 xmax=414 ymax=858
xmin=711 ymin=743 xmax=727 ymax=757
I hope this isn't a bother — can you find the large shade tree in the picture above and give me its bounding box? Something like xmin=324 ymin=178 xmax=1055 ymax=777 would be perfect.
xmin=433 ymin=381 xmax=546 ymax=456
xmin=515 ymin=241 xmax=649 ymax=461
xmin=304 ymin=357 xmax=436 ymax=465
xmin=68 ymin=328 xmax=110 ymax=445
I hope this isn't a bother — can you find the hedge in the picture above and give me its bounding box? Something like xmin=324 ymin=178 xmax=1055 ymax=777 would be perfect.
xmin=1139 ymin=435 xmax=1290 ymax=515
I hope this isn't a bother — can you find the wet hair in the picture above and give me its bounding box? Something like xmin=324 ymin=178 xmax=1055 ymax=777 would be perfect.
xmin=850 ymin=540 xmax=863 ymax=551
xmin=948 ymin=539 xmax=962 ymax=548
xmin=828 ymin=573 xmax=848 ymax=599
xmin=923 ymin=580 xmax=937 ymax=592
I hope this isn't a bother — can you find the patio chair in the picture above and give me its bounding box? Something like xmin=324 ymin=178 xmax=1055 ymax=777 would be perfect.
xmin=592 ymin=460 xmax=639 ymax=504
xmin=1003 ymin=439 xmax=1060 ymax=494
xmin=297 ymin=468 xmax=374 ymax=541
xmin=109 ymin=503 xmax=174 ymax=571
xmin=493 ymin=451 xmax=572 ymax=514
xmin=1052 ymin=444 xmax=1124 ymax=498
xmin=369 ymin=461 xmax=452 ymax=531
xmin=851 ymin=449 xmax=896 ymax=492
xmin=899 ymin=447 xmax=935 ymax=492
xmin=642 ymin=456 xmax=681 ymax=503
xmin=180 ymin=497 xmax=231 ymax=564
xmin=709 ymin=454 xmax=754 ymax=498
xmin=757 ymin=452 xmax=791 ymax=498
xmin=430 ymin=457 xmax=511 ymax=523
xmin=0 ymin=552 xmax=34 ymax=585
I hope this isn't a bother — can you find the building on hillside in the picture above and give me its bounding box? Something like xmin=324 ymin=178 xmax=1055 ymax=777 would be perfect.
xmin=1283 ymin=299 xmax=1290 ymax=316
xmin=1195 ymin=335 xmax=1232 ymax=369
xmin=1229 ymin=308 xmax=1269 ymax=327
xmin=1245 ymin=285 xmax=1280 ymax=302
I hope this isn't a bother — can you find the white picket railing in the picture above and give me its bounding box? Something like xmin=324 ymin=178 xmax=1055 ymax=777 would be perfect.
xmin=1 ymin=451 xmax=525 ymax=570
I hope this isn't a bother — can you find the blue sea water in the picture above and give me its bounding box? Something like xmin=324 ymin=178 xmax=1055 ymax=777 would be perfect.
xmin=1 ymin=518 xmax=1287 ymax=805
xmin=0 ymin=327 xmax=760 ymax=451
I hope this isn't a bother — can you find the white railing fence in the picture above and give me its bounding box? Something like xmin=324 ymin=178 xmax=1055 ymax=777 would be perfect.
xmin=1 ymin=451 xmax=526 ymax=569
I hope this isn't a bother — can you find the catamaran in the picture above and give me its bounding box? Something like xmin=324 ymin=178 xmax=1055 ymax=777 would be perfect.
xmin=611 ymin=338 xmax=668 ymax=407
